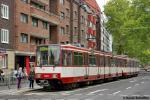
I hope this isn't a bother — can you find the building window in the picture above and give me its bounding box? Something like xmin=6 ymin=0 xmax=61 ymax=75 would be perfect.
xmin=66 ymin=25 xmax=69 ymax=34
xmin=81 ymin=30 xmax=84 ymax=38
xmin=32 ymin=17 xmax=38 ymax=27
xmin=74 ymin=27 xmax=77 ymax=34
xmin=31 ymin=1 xmax=45 ymax=10
xmin=74 ymin=11 xmax=77 ymax=19
xmin=1 ymin=29 xmax=9 ymax=44
xmin=81 ymin=16 xmax=84 ymax=24
xmin=60 ymin=27 xmax=65 ymax=35
xmin=60 ymin=0 xmax=65 ymax=5
xmin=1 ymin=4 xmax=9 ymax=19
xmin=60 ymin=12 xmax=65 ymax=19
xmin=20 ymin=13 xmax=28 ymax=23
xmin=0 ymin=55 xmax=7 ymax=69
xmin=20 ymin=33 xmax=28 ymax=43
xmin=21 ymin=0 xmax=28 ymax=3
xmin=42 ymin=21 xmax=48 ymax=29
xmin=66 ymin=8 xmax=70 ymax=18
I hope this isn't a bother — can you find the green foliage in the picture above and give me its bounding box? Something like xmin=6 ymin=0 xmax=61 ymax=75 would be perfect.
xmin=104 ymin=0 xmax=150 ymax=64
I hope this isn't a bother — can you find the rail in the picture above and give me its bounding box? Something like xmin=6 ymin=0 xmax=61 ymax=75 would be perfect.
xmin=0 ymin=73 xmax=28 ymax=89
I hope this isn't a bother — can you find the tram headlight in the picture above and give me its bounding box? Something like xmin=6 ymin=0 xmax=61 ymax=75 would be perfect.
xmin=52 ymin=74 xmax=57 ymax=78
xmin=36 ymin=74 xmax=41 ymax=78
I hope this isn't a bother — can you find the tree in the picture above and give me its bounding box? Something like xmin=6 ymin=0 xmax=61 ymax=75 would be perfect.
xmin=104 ymin=0 xmax=150 ymax=64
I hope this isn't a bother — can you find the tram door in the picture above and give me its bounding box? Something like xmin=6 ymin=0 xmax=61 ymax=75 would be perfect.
xmin=97 ymin=55 xmax=101 ymax=77
xmin=84 ymin=53 xmax=89 ymax=78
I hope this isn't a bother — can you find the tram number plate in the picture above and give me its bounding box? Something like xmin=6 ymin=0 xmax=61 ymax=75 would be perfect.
xmin=43 ymin=74 xmax=50 ymax=78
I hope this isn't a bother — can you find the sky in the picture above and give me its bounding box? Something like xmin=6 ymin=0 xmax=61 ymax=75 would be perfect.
xmin=96 ymin=0 xmax=107 ymax=11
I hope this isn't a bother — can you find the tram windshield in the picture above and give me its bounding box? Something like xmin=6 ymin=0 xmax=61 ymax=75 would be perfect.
xmin=37 ymin=45 xmax=60 ymax=66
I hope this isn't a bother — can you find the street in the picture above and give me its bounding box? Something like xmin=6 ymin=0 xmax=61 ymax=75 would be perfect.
xmin=0 ymin=71 xmax=150 ymax=100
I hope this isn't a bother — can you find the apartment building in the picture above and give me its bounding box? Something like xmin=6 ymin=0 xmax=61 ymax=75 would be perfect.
xmin=0 ymin=0 xmax=102 ymax=73
xmin=0 ymin=0 xmax=15 ymax=72
xmin=58 ymin=0 xmax=70 ymax=44
xmin=84 ymin=0 xmax=101 ymax=49
xmin=14 ymin=0 xmax=60 ymax=74
xmin=100 ymin=12 xmax=112 ymax=52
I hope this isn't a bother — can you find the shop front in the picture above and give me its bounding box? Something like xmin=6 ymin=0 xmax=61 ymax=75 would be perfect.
xmin=15 ymin=51 xmax=35 ymax=75
xmin=0 ymin=48 xmax=7 ymax=69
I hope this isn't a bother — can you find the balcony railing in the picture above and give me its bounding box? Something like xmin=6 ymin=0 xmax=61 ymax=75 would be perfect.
xmin=30 ymin=6 xmax=60 ymax=25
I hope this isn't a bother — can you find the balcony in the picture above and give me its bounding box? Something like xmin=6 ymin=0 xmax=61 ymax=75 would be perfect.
xmin=30 ymin=6 xmax=60 ymax=25
xmin=88 ymin=28 xmax=93 ymax=35
xmin=88 ymin=15 xmax=93 ymax=22
xmin=93 ymin=17 xmax=96 ymax=24
xmin=93 ymin=30 xmax=96 ymax=36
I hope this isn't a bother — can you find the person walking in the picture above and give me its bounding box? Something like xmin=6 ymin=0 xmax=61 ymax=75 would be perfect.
xmin=28 ymin=69 xmax=35 ymax=89
xmin=17 ymin=67 xmax=23 ymax=90
xmin=1 ymin=70 xmax=5 ymax=83
xmin=0 ymin=69 xmax=5 ymax=82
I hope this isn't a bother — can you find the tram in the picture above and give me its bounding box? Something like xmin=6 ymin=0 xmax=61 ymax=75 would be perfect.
xmin=35 ymin=44 xmax=140 ymax=89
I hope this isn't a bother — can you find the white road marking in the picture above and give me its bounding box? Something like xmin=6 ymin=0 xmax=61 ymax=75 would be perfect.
xmin=107 ymin=94 xmax=113 ymax=96
xmin=99 ymin=94 xmax=104 ymax=96
xmin=141 ymin=82 xmax=144 ymax=84
xmin=120 ymin=94 xmax=128 ymax=97
xmin=68 ymin=99 xmax=78 ymax=100
xmin=74 ymin=94 xmax=82 ymax=95
xmin=56 ymin=99 xmax=65 ymax=100
xmin=126 ymin=87 xmax=132 ymax=89
xmin=142 ymin=77 xmax=145 ymax=79
xmin=25 ymin=93 xmax=32 ymax=95
xmin=88 ymin=89 xmax=108 ymax=95
xmin=132 ymin=95 xmax=141 ymax=96
xmin=144 ymin=95 xmax=150 ymax=97
xmin=64 ymin=78 xmax=134 ymax=94
xmin=61 ymin=93 xmax=70 ymax=95
xmin=130 ymin=81 xmax=135 ymax=82
xmin=85 ymin=99 xmax=93 ymax=100
xmin=112 ymin=91 xmax=121 ymax=95
xmin=135 ymin=84 xmax=139 ymax=86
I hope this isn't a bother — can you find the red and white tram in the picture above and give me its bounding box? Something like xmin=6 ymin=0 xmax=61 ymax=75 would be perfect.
xmin=35 ymin=44 xmax=140 ymax=89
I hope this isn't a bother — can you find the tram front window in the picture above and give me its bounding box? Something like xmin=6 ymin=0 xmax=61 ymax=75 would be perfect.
xmin=37 ymin=45 xmax=60 ymax=66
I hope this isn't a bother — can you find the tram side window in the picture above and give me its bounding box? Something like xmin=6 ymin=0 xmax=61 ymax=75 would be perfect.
xmin=108 ymin=57 xmax=111 ymax=67
xmin=111 ymin=58 xmax=115 ymax=67
xmin=62 ymin=50 xmax=67 ymax=66
xmin=83 ymin=53 xmax=88 ymax=65
xmin=78 ymin=53 xmax=83 ymax=66
xmin=100 ymin=56 xmax=104 ymax=67
xmin=115 ymin=59 xmax=118 ymax=67
xmin=49 ymin=50 xmax=55 ymax=65
xmin=74 ymin=52 xmax=78 ymax=66
xmin=105 ymin=57 xmax=108 ymax=67
xmin=41 ymin=51 xmax=48 ymax=65
xmin=67 ymin=51 xmax=72 ymax=66
xmin=96 ymin=55 xmax=100 ymax=66
xmin=89 ymin=55 xmax=96 ymax=66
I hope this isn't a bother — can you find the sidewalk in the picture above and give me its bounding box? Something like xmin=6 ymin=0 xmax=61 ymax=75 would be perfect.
xmin=0 ymin=80 xmax=41 ymax=95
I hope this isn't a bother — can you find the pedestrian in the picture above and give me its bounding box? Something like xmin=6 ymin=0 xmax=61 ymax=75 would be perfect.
xmin=28 ymin=68 xmax=35 ymax=89
xmin=0 ymin=69 xmax=5 ymax=82
xmin=0 ymin=69 xmax=2 ymax=82
xmin=1 ymin=70 xmax=5 ymax=83
xmin=17 ymin=67 xmax=23 ymax=90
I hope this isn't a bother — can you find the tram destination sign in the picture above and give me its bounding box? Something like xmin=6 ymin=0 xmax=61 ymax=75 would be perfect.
xmin=39 ymin=46 xmax=48 ymax=51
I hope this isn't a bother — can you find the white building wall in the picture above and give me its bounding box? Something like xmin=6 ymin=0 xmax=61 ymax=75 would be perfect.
xmin=100 ymin=12 xmax=112 ymax=52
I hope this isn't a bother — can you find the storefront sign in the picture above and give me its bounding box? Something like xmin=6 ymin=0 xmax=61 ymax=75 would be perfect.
xmin=0 ymin=48 xmax=6 ymax=53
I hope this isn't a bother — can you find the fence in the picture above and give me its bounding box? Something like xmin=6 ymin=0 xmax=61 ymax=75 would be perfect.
xmin=0 ymin=72 xmax=28 ymax=88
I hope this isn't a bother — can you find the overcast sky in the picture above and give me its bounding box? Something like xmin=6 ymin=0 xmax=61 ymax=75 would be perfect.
xmin=96 ymin=0 xmax=106 ymax=11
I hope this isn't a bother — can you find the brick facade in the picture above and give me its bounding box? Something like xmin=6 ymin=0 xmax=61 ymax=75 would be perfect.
xmin=0 ymin=0 xmax=15 ymax=73
xmin=0 ymin=0 xmax=14 ymax=49
xmin=0 ymin=0 xmax=101 ymax=72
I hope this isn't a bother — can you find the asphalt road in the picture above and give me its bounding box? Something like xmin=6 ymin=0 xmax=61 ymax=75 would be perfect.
xmin=0 ymin=70 xmax=150 ymax=100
